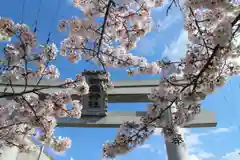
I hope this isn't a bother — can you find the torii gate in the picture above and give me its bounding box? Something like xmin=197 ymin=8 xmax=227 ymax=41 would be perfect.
xmin=0 ymin=71 xmax=216 ymax=160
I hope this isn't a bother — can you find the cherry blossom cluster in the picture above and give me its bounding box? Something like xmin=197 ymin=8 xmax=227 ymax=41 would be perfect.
xmin=103 ymin=0 xmax=240 ymax=158
xmin=0 ymin=88 xmax=86 ymax=153
xmin=0 ymin=17 xmax=61 ymax=81
xmin=0 ymin=17 xmax=90 ymax=153
xmin=59 ymin=0 xmax=164 ymax=74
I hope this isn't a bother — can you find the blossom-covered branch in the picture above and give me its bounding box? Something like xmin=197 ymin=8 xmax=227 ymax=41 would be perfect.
xmin=0 ymin=17 xmax=90 ymax=153
xmin=102 ymin=0 xmax=240 ymax=158
xmin=59 ymin=0 xmax=165 ymax=74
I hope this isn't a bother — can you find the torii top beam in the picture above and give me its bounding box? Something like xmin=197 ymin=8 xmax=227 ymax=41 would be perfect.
xmin=0 ymin=79 xmax=159 ymax=103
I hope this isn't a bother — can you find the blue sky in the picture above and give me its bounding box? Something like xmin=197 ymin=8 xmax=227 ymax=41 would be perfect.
xmin=1 ymin=0 xmax=240 ymax=160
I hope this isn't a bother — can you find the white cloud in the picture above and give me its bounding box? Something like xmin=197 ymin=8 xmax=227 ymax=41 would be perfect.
xmin=185 ymin=132 xmax=211 ymax=154
xmin=184 ymin=127 xmax=234 ymax=159
xmin=185 ymin=127 xmax=237 ymax=159
xmin=138 ymin=144 xmax=151 ymax=149
xmin=185 ymin=133 xmax=205 ymax=148
xmin=211 ymin=126 xmax=237 ymax=134
xmin=153 ymin=14 xmax=182 ymax=31
xmin=154 ymin=127 xmax=234 ymax=146
xmin=153 ymin=128 xmax=216 ymax=159
xmin=138 ymin=144 xmax=162 ymax=156
xmin=211 ymin=128 xmax=231 ymax=134
xmin=221 ymin=149 xmax=240 ymax=160
xmin=152 ymin=0 xmax=186 ymax=32
xmin=153 ymin=126 xmax=237 ymax=160
xmin=135 ymin=36 xmax=157 ymax=56
xmin=162 ymin=29 xmax=188 ymax=61
xmin=189 ymin=155 xmax=201 ymax=160
xmin=197 ymin=151 xmax=215 ymax=159
xmin=70 ymin=157 xmax=74 ymax=160
xmin=189 ymin=152 xmax=215 ymax=160
xmin=184 ymin=127 xmax=234 ymax=153
xmin=153 ymin=126 xmax=234 ymax=153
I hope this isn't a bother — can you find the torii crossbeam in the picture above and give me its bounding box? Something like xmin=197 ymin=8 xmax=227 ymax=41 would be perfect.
xmin=0 ymin=79 xmax=216 ymax=128
xmin=0 ymin=71 xmax=217 ymax=160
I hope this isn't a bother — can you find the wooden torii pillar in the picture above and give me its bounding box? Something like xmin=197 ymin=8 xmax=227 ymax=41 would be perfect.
xmin=0 ymin=71 xmax=216 ymax=160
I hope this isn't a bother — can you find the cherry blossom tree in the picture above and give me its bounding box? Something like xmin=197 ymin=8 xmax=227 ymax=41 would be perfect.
xmin=100 ymin=0 xmax=240 ymax=158
xmin=55 ymin=0 xmax=240 ymax=158
xmin=0 ymin=18 xmax=90 ymax=153
xmin=0 ymin=0 xmax=239 ymax=159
